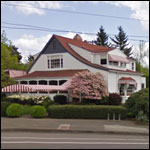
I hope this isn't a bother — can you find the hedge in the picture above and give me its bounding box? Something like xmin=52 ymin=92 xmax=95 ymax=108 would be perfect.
xmin=1 ymin=101 xmax=12 ymax=117
xmin=47 ymin=105 xmax=127 ymax=119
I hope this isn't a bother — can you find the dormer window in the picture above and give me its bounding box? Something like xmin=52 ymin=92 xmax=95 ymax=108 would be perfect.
xmin=109 ymin=61 xmax=118 ymax=66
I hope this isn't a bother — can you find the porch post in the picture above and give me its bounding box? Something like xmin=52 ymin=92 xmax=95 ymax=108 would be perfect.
xmin=124 ymin=84 xmax=127 ymax=98
xmin=124 ymin=84 xmax=129 ymax=100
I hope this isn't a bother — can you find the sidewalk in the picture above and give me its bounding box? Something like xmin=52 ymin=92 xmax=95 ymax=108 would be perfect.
xmin=1 ymin=117 xmax=149 ymax=136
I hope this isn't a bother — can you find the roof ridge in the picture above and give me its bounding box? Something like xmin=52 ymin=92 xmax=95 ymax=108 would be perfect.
xmin=55 ymin=34 xmax=113 ymax=49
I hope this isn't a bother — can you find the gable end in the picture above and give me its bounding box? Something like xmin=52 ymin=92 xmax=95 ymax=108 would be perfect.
xmin=27 ymin=35 xmax=68 ymax=73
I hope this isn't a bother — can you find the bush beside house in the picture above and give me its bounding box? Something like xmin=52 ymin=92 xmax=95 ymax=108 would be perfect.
xmin=30 ymin=105 xmax=47 ymax=118
xmin=54 ymin=95 xmax=68 ymax=104
xmin=47 ymin=105 xmax=127 ymax=119
xmin=108 ymin=93 xmax=122 ymax=105
xmin=6 ymin=103 xmax=24 ymax=117
xmin=125 ymin=88 xmax=149 ymax=122
xmin=3 ymin=95 xmax=53 ymax=106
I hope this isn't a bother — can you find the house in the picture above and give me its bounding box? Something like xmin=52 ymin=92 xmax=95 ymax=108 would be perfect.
xmin=2 ymin=34 xmax=146 ymax=103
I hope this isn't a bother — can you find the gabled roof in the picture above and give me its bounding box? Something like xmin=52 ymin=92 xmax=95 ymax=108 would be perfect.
xmin=55 ymin=35 xmax=114 ymax=53
xmin=54 ymin=35 xmax=109 ymax=71
xmin=27 ymin=34 xmax=142 ymax=75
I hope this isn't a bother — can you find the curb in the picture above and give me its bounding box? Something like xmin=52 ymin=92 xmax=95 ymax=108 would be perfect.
xmin=1 ymin=128 xmax=149 ymax=136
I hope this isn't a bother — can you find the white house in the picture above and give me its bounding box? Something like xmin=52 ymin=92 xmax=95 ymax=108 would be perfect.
xmin=3 ymin=34 xmax=146 ymax=103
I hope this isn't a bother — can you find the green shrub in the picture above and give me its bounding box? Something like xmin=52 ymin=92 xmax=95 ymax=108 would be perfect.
xmin=79 ymin=97 xmax=109 ymax=105
xmin=125 ymin=88 xmax=149 ymax=118
xmin=1 ymin=92 xmax=6 ymax=98
xmin=22 ymin=105 xmax=32 ymax=115
xmin=136 ymin=111 xmax=149 ymax=123
xmin=42 ymin=99 xmax=55 ymax=109
xmin=30 ymin=105 xmax=47 ymax=118
xmin=108 ymin=93 xmax=122 ymax=105
xmin=47 ymin=105 xmax=127 ymax=119
xmin=1 ymin=101 xmax=12 ymax=117
xmin=6 ymin=103 xmax=24 ymax=117
xmin=7 ymin=95 xmax=51 ymax=105
xmin=54 ymin=95 xmax=68 ymax=104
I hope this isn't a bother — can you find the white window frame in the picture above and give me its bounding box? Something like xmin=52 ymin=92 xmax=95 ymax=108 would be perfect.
xmin=132 ymin=62 xmax=134 ymax=70
xmin=47 ymin=55 xmax=63 ymax=69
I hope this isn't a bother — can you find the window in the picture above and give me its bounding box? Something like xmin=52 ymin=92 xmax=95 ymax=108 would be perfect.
xmin=47 ymin=55 xmax=63 ymax=69
xmin=120 ymin=84 xmax=125 ymax=95
xmin=127 ymin=85 xmax=135 ymax=95
xmin=120 ymin=62 xmax=123 ymax=67
xmin=51 ymin=59 xmax=61 ymax=68
xmin=113 ymin=61 xmax=118 ymax=66
xmin=141 ymin=83 xmax=145 ymax=89
xmin=109 ymin=61 xmax=113 ymax=65
xmin=101 ymin=59 xmax=107 ymax=65
xmin=48 ymin=59 xmax=50 ymax=68
xmin=109 ymin=61 xmax=119 ymax=66
xmin=61 ymin=58 xmax=63 ymax=68
xmin=132 ymin=63 xmax=134 ymax=70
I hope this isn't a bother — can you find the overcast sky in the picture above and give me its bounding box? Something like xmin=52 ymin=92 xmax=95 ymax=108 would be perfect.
xmin=1 ymin=1 xmax=149 ymax=66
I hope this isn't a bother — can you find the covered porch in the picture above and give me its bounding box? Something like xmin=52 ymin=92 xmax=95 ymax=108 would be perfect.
xmin=119 ymin=77 xmax=137 ymax=103
xmin=1 ymin=79 xmax=72 ymax=100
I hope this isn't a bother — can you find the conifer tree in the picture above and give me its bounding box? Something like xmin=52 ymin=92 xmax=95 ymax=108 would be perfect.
xmin=111 ymin=26 xmax=132 ymax=57
xmin=94 ymin=26 xmax=110 ymax=47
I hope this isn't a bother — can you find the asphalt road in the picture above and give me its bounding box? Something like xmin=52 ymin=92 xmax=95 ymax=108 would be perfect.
xmin=1 ymin=132 xmax=149 ymax=149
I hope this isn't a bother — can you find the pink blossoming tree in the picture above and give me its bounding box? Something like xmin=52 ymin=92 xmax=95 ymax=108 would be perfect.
xmin=68 ymin=70 xmax=108 ymax=101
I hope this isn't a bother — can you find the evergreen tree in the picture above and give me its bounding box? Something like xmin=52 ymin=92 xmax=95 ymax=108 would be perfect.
xmin=94 ymin=26 xmax=110 ymax=47
xmin=28 ymin=54 xmax=34 ymax=62
xmin=111 ymin=26 xmax=132 ymax=57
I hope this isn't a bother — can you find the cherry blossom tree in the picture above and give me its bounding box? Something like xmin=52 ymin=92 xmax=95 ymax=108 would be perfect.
xmin=68 ymin=70 xmax=108 ymax=102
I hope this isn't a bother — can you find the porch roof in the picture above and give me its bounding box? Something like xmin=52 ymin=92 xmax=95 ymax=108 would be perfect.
xmin=2 ymin=79 xmax=72 ymax=93
xmin=119 ymin=77 xmax=136 ymax=84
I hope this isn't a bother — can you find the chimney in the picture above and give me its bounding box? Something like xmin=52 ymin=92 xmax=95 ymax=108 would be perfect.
xmin=73 ymin=34 xmax=82 ymax=41
xmin=84 ymin=40 xmax=88 ymax=43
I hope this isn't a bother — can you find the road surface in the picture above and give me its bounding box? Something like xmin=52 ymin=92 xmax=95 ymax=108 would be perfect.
xmin=1 ymin=132 xmax=149 ymax=149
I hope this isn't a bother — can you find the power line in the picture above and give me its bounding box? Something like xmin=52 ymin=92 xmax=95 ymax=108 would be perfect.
xmin=2 ymin=22 xmax=149 ymax=39
xmin=2 ymin=2 xmax=149 ymax=22
xmin=2 ymin=26 xmax=149 ymax=42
